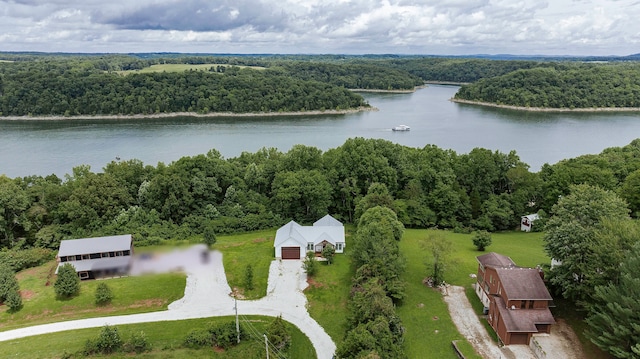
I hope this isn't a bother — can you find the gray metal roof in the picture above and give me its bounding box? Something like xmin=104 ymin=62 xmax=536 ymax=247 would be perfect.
xmin=313 ymin=214 xmax=343 ymax=227
xmin=274 ymin=217 xmax=345 ymax=248
xmin=58 ymin=234 xmax=132 ymax=257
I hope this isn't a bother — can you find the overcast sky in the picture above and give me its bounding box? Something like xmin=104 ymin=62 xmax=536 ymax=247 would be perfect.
xmin=0 ymin=0 xmax=638 ymax=56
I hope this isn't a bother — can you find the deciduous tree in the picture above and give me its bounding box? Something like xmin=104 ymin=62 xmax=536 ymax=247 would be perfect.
xmin=544 ymin=184 xmax=630 ymax=303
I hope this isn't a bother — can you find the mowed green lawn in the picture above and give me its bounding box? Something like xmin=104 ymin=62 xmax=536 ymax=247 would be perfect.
xmin=0 ymin=315 xmax=314 ymax=359
xmin=1 ymin=261 xmax=185 ymax=332
xmin=398 ymin=229 xmax=547 ymax=358
xmin=118 ymin=63 xmax=265 ymax=75
xmin=305 ymin=228 xmax=547 ymax=359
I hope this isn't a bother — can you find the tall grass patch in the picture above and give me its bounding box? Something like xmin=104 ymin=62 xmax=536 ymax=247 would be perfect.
xmin=216 ymin=230 xmax=274 ymax=299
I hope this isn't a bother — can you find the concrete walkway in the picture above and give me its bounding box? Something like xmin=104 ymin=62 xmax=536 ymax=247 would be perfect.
xmin=0 ymin=246 xmax=336 ymax=359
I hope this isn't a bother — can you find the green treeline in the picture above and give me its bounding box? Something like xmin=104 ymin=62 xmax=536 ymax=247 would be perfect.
xmin=454 ymin=64 xmax=640 ymax=108
xmin=273 ymin=62 xmax=424 ymax=90
xmin=4 ymin=137 xmax=640 ymax=253
xmin=0 ymin=62 xmax=368 ymax=116
xmin=385 ymin=58 xmax=551 ymax=83
xmin=6 ymin=54 xmax=637 ymax=116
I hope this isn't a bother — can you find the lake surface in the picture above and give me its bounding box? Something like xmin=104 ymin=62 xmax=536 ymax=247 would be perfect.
xmin=1 ymin=85 xmax=640 ymax=178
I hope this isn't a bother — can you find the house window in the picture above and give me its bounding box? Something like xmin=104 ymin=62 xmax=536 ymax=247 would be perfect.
xmin=115 ymin=251 xmax=123 ymax=257
xmin=307 ymin=243 xmax=314 ymax=251
xmin=82 ymin=254 xmax=90 ymax=260
xmin=521 ymin=301 xmax=527 ymax=309
xmin=79 ymin=271 xmax=89 ymax=280
xmin=123 ymin=250 xmax=131 ymax=256
xmin=60 ymin=256 xmax=67 ymax=262
xmin=336 ymin=243 xmax=343 ymax=251
xmin=75 ymin=255 xmax=82 ymax=261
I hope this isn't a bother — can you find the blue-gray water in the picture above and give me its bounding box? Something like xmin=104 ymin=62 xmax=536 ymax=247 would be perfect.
xmin=1 ymin=85 xmax=640 ymax=178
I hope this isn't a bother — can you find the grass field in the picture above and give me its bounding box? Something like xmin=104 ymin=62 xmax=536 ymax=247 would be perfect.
xmin=117 ymin=63 xmax=265 ymax=75
xmin=216 ymin=230 xmax=275 ymax=299
xmin=3 ymin=227 xmax=604 ymax=358
xmin=0 ymin=261 xmax=185 ymax=332
xmin=304 ymin=228 xmax=549 ymax=359
xmin=0 ymin=315 xmax=314 ymax=359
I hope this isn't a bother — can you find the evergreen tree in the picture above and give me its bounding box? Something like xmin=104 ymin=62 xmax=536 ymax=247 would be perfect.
xmin=54 ymin=263 xmax=81 ymax=298
xmin=586 ymin=242 xmax=640 ymax=358
xmin=0 ymin=263 xmax=19 ymax=303
xmin=95 ymin=282 xmax=114 ymax=305
xmin=266 ymin=315 xmax=291 ymax=353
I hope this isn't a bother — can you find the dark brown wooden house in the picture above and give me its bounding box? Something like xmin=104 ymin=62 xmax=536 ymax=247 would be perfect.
xmin=475 ymin=252 xmax=555 ymax=345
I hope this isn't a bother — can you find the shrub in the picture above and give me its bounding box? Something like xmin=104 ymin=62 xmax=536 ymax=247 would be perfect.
xmin=123 ymin=331 xmax=151 ymax=353
xmin=85 ymin=325 xmax=122 ymax=355
xmin=472 ymin=230 xmax=492 ymax=251
xmin=322 ymin=245 xmax=336 ymax=264
xmin=302 ymin=251 xmax=317 ymax=277
xmin=244 ymin=264 xmax=254 ymax=290
xmin=203 ymin=223 xmax=217 ymax=247
xmin=208 ymin=321 xmax=240 ymax=350
xmin=183 ymin=328 xmax=212 ymax=348
xmin=54 ymin=263 xmax=80 ymax=298
xmin=5 ymin=288 xmax=22 ymax=311
xmin=0 ymin=248 xmax=55 ymax=272
xmin=95 ymin=282 xmax=114 ymax=305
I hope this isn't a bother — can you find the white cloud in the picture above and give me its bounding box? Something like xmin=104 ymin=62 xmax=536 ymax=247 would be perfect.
xmin=0 ymin=0 xmax=637 ymax=55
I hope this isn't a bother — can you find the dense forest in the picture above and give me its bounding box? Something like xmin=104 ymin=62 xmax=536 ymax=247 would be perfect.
xmin=3 ymin=136 xmax=640 ymax=252
xmin=454 ymin=64 xmax=640 ymax=108
xmin=0 ymin=63 xmax=368 ymax=116
xmin=0 ymin=54 xmax=578 ymax=117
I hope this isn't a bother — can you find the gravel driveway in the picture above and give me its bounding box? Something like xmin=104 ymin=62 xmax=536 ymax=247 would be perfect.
xmin=443 ymin=285 xmax=582 ymax=359
xmin=0 ymin=246 xmax=335 ymax=359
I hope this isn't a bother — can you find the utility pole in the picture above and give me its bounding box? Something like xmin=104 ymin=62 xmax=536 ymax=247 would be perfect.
xmin=234 ymin=297 xmax=240 ymax=344
xmin=264 ymin=334 xmax=270 ymax=359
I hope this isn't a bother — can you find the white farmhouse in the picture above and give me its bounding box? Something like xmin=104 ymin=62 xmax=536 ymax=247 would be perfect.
xmin=274 ymin=214 xmax=345 ymax=260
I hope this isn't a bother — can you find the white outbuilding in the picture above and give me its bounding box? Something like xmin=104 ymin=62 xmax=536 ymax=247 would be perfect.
xmin=520 ymin=213 xmax=539 ymax=232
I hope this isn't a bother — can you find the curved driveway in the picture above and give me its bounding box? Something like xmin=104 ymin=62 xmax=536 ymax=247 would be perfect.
xmin=0 ymin=246 xmax=336 ymax=359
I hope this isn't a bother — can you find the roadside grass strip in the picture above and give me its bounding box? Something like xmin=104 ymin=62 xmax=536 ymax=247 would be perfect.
xmin=0 ymin=316 xmax=314 ymax=359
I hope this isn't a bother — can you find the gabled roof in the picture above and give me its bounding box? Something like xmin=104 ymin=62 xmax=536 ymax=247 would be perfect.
xmin=274 ymin=220 xmax=307 ymax=247
xmin=477 ymin=252 xmax=516 ymax=269
xmin=274 ymin=217 xmax=345 ymax=248
xmin=495 ymin=296 xmax=555 ymax=333
xmin=313 ymin=214 xmax=343 ymax=227
xmin=58 ymin=235 xmax=132 ymax=257
xmin=521 ymin=213 xmax=540 ymax=221
xmin=496 ymin=267 xmax=553 ymax=301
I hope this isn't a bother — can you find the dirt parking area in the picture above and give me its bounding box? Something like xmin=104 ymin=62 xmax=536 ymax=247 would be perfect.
xmin=443 ymin=285 xmax=583 ymax=359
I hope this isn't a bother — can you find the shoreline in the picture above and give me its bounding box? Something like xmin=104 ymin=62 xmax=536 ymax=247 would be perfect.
xmin=450 ymin=98 xmax=640 ymax=113
xmin=351 ymin=84 xmax=427 ymax=94
xmin=0 ymin=106 xmax=377 ymax=121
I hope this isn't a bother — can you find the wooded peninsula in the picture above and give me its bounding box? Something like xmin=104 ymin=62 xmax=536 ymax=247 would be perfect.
xmin=2 ymin=53 xmax=640 ymax=117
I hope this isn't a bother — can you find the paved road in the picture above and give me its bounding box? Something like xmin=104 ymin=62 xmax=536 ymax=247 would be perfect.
xmin=0 ymin=246 xmax=336 ymax=359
